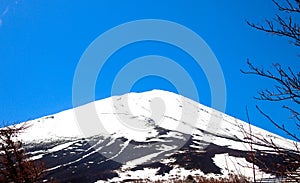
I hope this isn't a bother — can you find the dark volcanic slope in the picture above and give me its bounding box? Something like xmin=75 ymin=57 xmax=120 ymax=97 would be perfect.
xmin=25 ymin=129 xmax=299 ymax=183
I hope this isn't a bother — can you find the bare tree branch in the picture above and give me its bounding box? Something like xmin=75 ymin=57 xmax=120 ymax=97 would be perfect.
xmin=241 ymin=61 xmax=300 ymax=104
xmin=0 ymin=123 xmax=45 ymax=182
xmin=256 ymin=105 xmax=300 ymax=142
xmin=246 ymin=0 xmax=300 ymax=46
xmin=241 ymin=1 xmax=300 ymax=181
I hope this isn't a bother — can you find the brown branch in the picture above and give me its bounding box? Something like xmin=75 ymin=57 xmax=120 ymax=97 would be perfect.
xmin=272 ymin=0 xmax=300 ymax=13
xmin=241 ymin=62 xmax=300 ymax=104
xmin=283 ymin=105 xmax=300 ymax=122
xmin=246 ymin=3 xmax=300 ymax=47
xmin=244 ymin=106 xmax=257 ymax=182
xmin=256 ymin=105 xmax=300 ymax=141
xmin=0 ymin=123 xmax=46 ymax=182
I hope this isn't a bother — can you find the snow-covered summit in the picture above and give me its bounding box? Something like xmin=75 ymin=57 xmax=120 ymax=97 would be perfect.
xmin=18 ymin=89 xmax=293 ymax=150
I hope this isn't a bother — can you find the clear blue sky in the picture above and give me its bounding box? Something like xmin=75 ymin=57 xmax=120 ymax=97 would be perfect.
xmin=0 ymin=0 xmax=299 ymax=139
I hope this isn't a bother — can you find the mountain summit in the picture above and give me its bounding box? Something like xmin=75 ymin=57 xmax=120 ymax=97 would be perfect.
xmin=11 ymin=90 xmax=297 ymax=182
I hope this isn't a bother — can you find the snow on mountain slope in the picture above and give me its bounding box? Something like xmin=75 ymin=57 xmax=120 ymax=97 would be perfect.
xmin=18 ymin=90 xmax=294 ymax=149
xmin=9 ymin=90 xmax=299 ymax=182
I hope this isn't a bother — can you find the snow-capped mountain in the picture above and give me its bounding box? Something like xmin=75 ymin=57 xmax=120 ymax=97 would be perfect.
xmin=12 ymin=90 xmax=298 ymax=182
